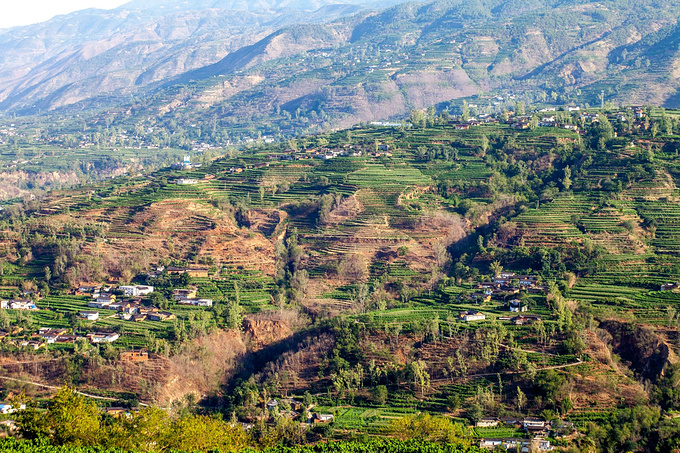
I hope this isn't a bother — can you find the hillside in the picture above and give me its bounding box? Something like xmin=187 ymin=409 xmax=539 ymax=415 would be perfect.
xmin=0 ymin=0 xmax=402 ymax=112
xmin=1 ymin=106 xmax=680 ymax=451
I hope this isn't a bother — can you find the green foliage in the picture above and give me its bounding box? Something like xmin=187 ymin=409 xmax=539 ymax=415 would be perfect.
xmin=12 ymin=387 xmax=250 ymax=452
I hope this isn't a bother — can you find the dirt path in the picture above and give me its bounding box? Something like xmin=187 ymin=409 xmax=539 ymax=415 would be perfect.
xmin=0 ymin=358 xmax=61 ymax=366
xmin=0 ymin=375 xmax=149 ymax=406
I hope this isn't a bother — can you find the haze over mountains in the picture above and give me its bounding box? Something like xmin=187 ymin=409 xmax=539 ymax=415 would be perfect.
xmin=2 ymin=0 xmax=680 ymax=135
xmin=0 ymin=0 xmax=403 ymax=112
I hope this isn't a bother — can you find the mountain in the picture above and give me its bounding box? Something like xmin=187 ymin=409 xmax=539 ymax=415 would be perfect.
xmin=5 ymin=0 xmax=680 ymax=135
xmin=0 ymin=0 xmax=404 ymax=112
xmin=80 ymin=0 xmax=680 ymax=140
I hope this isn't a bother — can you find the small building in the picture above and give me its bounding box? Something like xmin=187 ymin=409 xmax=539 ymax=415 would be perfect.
xmin=313 ymin=413 xmax=334 ymax=423
xmin=500 ymin=416 xmax=521 ymax=426
xmin=523 ymin=418 xmax=548 ymax=435
xmin=195 ymin=299 xmax=213 ymax=307
xmin=512 ymin=315 xmax=541 ymax=326
xmin=88 ymin=300 xmax=111 ymax=309
xmin=517 ymin=275 xmax=538 ymax=287
xmin=476 ymin=417 xmax=500 ymax=427
xmin=661 ymin=283 xmax=679 ymax=291
xmin=20 ymin=340 xmax=44 ymax=350
xmin=509 ymin=300 xmax=528 ymax=312
xmin=147 ymin=312 xmax=175 ymax=322
xmin=77 ymin=285 xmax=101 ymax=295
xmin=468 ymin=293 xmax=491 ymax=303
xmin=54 ymin=335 xmax=77 ymax=344
xmin=528 ymin=286 xmax=548 ymax=295
xmin=173 ymin=288 xmax=198 ymax=300
xmin=119 ymin=285 xmax=154 ymax=296
xmin=120 ymin=350 xmax=149 ymax=362
xmin=533 ymin=437 xmax=553 ymax=451
xmin=95 ymin=294 xmax=116 ymax=304
xmin=459 ymin=310 xmax=486 ymax=322
xmin=176 ymin=298 xmax=213 ymax=307
xmin=479 ymin=439 xmax=503 ymax=450
xmin=87 ymin=332 xmax=120 ymax=343
xmin=186 ymin=267 xmax=210 ymax=278
xmin=80 ymin=311 xmax=100 ymax=321
xmin=267 ymin=400 xmax=279 ymax=411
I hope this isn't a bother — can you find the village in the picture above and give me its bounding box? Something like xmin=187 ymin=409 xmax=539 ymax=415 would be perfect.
xmin=0 ymin=263 xmax=218 ymax=349
xmin=456 ymin=272 xmax=545 ymax=326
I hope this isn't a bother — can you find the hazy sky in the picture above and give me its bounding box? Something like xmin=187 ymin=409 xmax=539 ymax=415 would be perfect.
xmin=0 ymin=0 xmax=129 ymax=29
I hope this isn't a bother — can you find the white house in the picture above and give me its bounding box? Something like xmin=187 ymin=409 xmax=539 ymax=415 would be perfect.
xmin=460 ymin=310 xmax=486 ymax=322
xmin=119 ymin=285 xmax=154 ymax=296
xmin=80 ymin=311 xmax=100 ymax=321
xmin=87 ymin=332 xmax=120 ymax=343
xmin=95 ymin=294 xmax=115 ymax=304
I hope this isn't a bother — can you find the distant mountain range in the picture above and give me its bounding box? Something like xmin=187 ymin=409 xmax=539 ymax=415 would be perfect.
xmin=0 ymin=0 xmax=402 ymax=112
xmin=3 ymin=0 xmax=680 ymax=136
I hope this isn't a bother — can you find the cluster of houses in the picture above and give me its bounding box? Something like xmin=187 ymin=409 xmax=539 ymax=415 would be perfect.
xmin=447 ymin=105 xmax=649 ymax=135
xmin=476 ymin=416 xmax=571 ymax=451
xmin=87 ymin=294 xmax=175 ymax=323
xmin=456 ymin=272 xmax=546 ymax=325
xmin=0 ymin=299 xmax=38 ymax=311
xmin=14 ymin=327 xmax=120 ymax=348
xmin=80 ymin=285 xmax=176 ymax=323
xmin=246 ymin=143 xmax=394 ymax=164
xmin=465 ymin=273 xmax=546 ymax=306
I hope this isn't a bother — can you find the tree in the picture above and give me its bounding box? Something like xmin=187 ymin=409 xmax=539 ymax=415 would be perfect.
xmin=225 ymin=298 xmax=244 ymax=331
xmin=407 ymin=360 xmax=431 ymax=397
xmin=409 ymin=109 xmax=426 ymax=128
xmin=371 ymin=385 xmax=389 ymax=405
xmin=516 ymin=386 xmax=526 ymax=411
xmin=489 ymin=261 xmax=503 ymax=277
xmin=168 ymin=414 xmax=249 ymax=452
xmin=390 ymin=413 xmax=470 ymax=444
xmin=562 ymin=166 xmax=572 ymax=191
xmin=50 ymin=386 xmax=101 ymax=446
xmin=461 ymin=101 xmax=470 ymax=122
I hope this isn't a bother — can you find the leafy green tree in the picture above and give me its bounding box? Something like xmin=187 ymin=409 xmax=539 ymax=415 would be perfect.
xmin=390 ymin=413 xmax=471 ymax=445
xmin=50 ymin=386 xmax=101 ymax=446
xmin=371 ymin=385 xmax=389 ymax=405
xmin=225 ymin=298 xmax=244 ymax=331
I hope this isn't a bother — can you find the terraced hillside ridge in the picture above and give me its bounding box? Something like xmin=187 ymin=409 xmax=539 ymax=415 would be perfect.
xmin=2 ymin=107 xmax=680 ymax=452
